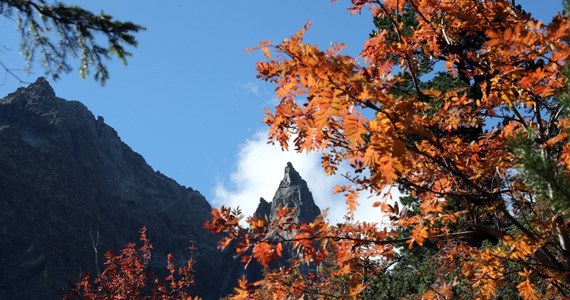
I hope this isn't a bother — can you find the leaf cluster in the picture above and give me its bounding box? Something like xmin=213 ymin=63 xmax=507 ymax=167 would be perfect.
xmin=62 ymin=227 xmax=199 ymax=300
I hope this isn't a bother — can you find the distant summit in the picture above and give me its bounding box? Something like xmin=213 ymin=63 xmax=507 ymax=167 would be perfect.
xmin=254 ymin=162 xmax=321 ymax=223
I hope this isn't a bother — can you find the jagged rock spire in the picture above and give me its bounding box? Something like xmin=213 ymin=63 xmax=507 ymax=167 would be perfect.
xmin=280 ymin=162 xmax=303 ymax=188
xmin=254 ymin=197 xmax=271 ymax=220
xmin=255 ymin=162 xmax=321 ymax=224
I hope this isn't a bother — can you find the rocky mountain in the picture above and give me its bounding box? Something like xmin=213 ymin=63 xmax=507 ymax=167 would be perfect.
xmin=0 ymin=78 xmax=226 ymax=299
xmin=0 ymin=78 xmax=322 ymax=299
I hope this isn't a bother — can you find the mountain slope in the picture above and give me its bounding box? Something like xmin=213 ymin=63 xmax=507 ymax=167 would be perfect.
xmin=0 ymin=78 xmax=222 ymax=299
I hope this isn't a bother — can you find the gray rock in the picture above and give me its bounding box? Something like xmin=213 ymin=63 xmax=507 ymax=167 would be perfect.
xmin=266 ymin=162 xmax=321 ymax=223
xmin=254 ymin=197 xmax=271 ymax=220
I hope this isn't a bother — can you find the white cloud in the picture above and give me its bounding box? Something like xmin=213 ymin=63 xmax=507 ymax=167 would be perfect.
xmin=242 ymin=81 xmax=261 ymax=97
xmin=212 ymin=129 xmax=400 ymax=224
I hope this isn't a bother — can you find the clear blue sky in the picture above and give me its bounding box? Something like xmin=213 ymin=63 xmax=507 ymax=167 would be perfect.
xmin=0 ymin=1 xmax=564 ymax=207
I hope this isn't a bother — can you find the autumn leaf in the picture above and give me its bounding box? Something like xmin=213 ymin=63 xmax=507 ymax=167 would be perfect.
xmin=517 ymin=269 xmax=539 ymax=300
xmin=252 ymin=242 xmax=274 ymax=268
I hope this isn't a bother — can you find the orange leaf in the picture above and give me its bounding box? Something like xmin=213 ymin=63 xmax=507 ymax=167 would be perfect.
xmin=252 ymin=242 xmax=273 ymax=268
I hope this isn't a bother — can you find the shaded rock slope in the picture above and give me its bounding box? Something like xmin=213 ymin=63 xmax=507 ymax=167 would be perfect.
xmin=0 ymin=78 xmax=225 ymax=299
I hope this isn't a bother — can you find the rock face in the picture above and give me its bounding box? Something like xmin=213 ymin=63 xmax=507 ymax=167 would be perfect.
xmin=0 ymin=78 xmax=224 ymax=299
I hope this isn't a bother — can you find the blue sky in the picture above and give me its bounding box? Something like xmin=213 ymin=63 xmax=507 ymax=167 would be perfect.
xmin=0 ymin=1 xmax=564 ymax=220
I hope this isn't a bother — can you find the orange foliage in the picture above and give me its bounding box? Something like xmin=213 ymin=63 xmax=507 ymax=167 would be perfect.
xmin=208 ymin=0 xmax=570 ymax=298
xmin=62 ymin=227 xmax=198 ymax=300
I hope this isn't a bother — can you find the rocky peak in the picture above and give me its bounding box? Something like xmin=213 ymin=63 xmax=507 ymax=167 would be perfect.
xmin=280 ymin=162 xmax=303 ymax=187
xmin=256 ymin=162 xmax=321 ymax=224
xmin=2 ymin=77 xmax=56 ymax=107
xmin=18 ymin=76 xmax=56 ymax=100
xmin=254 ymin=197 xmax=271 ymax=220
